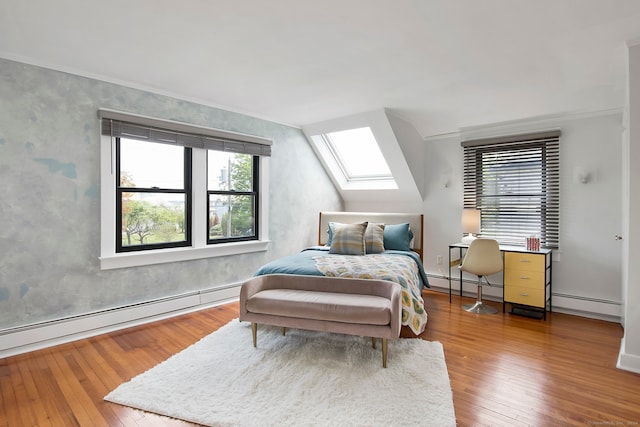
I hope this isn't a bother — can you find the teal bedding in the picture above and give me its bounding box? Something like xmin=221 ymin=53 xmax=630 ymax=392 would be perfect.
xmin=255 ymin=246 xmax=429 ymax=290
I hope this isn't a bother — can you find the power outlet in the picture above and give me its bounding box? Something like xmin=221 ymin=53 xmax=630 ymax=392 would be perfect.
xmin=436 ymin=255 xmax=443 ymax=265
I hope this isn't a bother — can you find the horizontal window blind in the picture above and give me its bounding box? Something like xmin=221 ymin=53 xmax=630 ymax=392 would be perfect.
xmin=99 ymin=108 xmax=271 ymax=156
xmin=462 ymin=131 xmax=560 ymax=248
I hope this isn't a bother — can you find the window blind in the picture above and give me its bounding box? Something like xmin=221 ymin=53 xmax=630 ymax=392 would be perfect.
xmin=461 ymin=130 xmax=560 ymax=248
xmin=99 ymin=108 xmax=272 ymax=156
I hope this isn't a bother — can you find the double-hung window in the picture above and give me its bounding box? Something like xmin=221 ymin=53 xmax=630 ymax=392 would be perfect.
xmin=207 ymin=151 xmax=258 ymax=243
xmin=117 ymin=138 xmax=192 ymax=251
xmin=99 ymin=109 xmax=271 ymax=269
xmin=462 ymin=131 xmax=560 ymax=248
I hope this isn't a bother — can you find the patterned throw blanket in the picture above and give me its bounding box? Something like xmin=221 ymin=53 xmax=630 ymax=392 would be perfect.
xmin=313 ymin=253 xmax=427 ymax=334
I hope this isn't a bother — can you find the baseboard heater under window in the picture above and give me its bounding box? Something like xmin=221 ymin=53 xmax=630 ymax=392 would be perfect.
xmin=0 ymin=283 xmax=241 ymax=358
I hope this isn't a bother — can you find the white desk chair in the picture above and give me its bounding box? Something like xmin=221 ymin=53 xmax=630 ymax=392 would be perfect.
xmin=459 ymin=238 xmax=503 ymax=314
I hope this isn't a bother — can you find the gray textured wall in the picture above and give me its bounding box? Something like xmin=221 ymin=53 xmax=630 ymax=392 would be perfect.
xmin=0 ymin=58 xmax=342 ymax=329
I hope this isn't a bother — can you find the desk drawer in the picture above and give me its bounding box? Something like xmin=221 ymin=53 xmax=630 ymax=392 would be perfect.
xmin=504 ymin=269 xmax=545 ymax=287
xmin=504 ymin=252 xmax=545 ymax=272
xmin=504 ymin=285 xmax=545 ymax=307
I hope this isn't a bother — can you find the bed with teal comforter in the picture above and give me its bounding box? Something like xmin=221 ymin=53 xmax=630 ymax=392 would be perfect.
xmin=254 ymin=246 xmax=429 ymax=335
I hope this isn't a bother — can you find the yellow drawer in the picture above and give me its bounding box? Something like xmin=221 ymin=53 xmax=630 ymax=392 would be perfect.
xmin=504 ymin=269 xmax=545 ymax=287
xmin=505 ymin=285 xmax=545 ymax=307
xmin=504 ymin=252 xmax=545 ymax=272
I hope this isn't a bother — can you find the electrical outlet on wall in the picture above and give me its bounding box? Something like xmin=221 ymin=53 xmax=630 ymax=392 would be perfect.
xmin=436 ymin=255 xmax=443 ymax=265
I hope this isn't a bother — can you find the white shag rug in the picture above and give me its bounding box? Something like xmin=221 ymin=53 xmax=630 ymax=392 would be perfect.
xmin=105 ymin=320 xmax=456 ymax=427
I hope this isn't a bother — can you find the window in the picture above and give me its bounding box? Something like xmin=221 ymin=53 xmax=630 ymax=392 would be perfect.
xmin=309 ymin=127 xmax=397 ymax=190
xmin=462 ymin=131 xmax=560 ymax=248
xmin=117 ymin=138 xmax=192 ymax=251
xmin=207 ymin=151 xmax=258 ymax=243
xmin=99 ymin=109 xmax=271 ymax=269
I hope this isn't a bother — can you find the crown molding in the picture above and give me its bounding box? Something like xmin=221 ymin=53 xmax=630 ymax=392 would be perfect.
xmin=423 ymin=108 xmax=624 ymax=142
xmin=0 ymin=53 xmax=302 ymax=130
xmin=626 ymin=37 xmax=640 ymax=48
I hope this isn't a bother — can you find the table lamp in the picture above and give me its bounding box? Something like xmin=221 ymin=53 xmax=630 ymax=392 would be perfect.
xmin=461 ymin=208 xmax=480 ymax=244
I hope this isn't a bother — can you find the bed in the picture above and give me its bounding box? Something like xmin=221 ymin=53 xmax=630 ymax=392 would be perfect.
xmin=254 ymin=212 xmax=429 ymax=334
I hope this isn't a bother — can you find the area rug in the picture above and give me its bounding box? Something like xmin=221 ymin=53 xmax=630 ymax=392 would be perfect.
xmin=105 ymin=320 xmax=456 ymax=426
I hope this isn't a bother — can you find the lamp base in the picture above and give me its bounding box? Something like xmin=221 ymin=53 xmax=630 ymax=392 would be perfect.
xmin=461 ymin=234 xmax=477 ymax=245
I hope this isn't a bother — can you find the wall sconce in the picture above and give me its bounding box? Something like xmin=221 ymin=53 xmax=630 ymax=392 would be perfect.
xmin=440 ymin=173 xmax=451 ymax=188
xmin=461 ymin=208 xmax=481 ymax=244
xmin=573 ymin=167 xmax=591 ymax=184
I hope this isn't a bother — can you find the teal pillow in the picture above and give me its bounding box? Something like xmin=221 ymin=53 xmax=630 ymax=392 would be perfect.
xmin=383 ymin=223 xmax=414 ymax=251
xmin=325 ymin=221 xmax=341 ymax=246
xmin=329 ymin=222 xmax=368 ymax=255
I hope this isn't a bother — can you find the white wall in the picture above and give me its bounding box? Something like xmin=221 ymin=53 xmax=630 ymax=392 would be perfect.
xmin=386 ymin=111 xmax=427 ymax=200
xmin=618 ymin=42 xmax=640 ymax=373
xmin=422 ymin=112 xmax=623 ymax=318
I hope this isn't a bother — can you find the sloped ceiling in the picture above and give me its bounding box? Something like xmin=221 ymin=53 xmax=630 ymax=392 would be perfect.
xmin=302 ymin=109 xmax=425 ymax=210
xmin=1 ymin=0 xmax=639 ymax=139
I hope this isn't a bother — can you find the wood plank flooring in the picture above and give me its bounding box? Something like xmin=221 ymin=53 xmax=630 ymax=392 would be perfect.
xmin=1 ymin=290 xmax=639 ymax=426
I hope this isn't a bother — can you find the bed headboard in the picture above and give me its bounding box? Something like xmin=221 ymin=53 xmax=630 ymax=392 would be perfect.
xmin=318 ymin=211 xmax=424 ymax=259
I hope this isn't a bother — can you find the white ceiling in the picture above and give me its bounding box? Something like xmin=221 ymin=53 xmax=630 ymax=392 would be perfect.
xmin=2 ymin=0 xmax=640 ymax=138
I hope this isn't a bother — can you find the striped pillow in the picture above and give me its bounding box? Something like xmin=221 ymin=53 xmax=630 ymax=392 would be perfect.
xmin=329 ymin=222 xmax=368 ymax=255
xmin=365 ymin=222 xmax=385 ymax=254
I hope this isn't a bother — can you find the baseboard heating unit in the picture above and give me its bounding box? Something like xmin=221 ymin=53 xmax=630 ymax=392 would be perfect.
xmin=0 ymin=283 xmax=241 ymax=358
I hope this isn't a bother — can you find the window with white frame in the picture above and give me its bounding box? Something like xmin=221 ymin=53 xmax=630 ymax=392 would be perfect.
xmin=207 ymin=150 xmax=258 ymax=244
xmin=309 ymin=126 xmax=397 ymax=190
xmin=462 ymin=131 xmax=560 ymax=248
xmin=99 ymin=109 xmax=271 ymax=269
xmin=117 ymin=138 xmax=192 ymax=251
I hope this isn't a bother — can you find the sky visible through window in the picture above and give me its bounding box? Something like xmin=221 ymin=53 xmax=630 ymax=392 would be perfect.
xmin=120 ymin=139 xmax=184 ymax=189
xmin=326 ymin=127 xmax=392 ymax=179
xmin=120 ymin=138 xmax=230 ymax=190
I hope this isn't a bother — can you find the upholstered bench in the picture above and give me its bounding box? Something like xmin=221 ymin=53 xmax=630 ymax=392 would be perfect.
xmin=239 ymin=274 xmax=402 ymax=367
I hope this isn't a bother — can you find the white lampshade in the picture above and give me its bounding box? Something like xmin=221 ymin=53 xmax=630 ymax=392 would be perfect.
xmin=461 ymin=209 xmax=481 ymax=234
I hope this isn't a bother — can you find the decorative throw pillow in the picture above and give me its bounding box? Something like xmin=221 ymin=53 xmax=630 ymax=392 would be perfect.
xmin=364 ymin=222 xmax=385 ymax=254
xmin=325 ymin=222 xmax=340 ymax=246
xmin=383 ymin=223 xmax=414 ymax=251
xmin=329 ymin=222 xmax=368 ymax=255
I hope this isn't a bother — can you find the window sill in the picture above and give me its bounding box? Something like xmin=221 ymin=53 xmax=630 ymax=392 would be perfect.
xmin=99 ymin=240 xmax=271 ymax=270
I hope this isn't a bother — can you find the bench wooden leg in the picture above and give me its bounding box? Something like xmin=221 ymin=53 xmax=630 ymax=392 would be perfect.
xmin=371 ymin=337 xmax=376 ymax=349
xmin=382 ymin=338 xmax=388 ymax=368
xmin=251 ymin=322 xmax=257 ymax=347
xmin=282 ymin=327 xmax=286 ymax=336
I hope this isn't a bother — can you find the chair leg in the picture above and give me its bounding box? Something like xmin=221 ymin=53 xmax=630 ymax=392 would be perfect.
xmin=463 ymin=276 xmax=498 ymax=314
xmin=382 ymin=338 xmax=388 ymax=368
xmin=251 ymin=322 xmax=257 ymax=347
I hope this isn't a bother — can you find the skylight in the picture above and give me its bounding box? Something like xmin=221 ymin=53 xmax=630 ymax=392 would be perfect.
xmin=310 ymin=127 xmax=397 ymax=190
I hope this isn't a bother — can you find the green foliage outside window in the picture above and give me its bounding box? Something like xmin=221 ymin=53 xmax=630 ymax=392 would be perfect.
xmin=122 ymin=200 xmax=185 ymax=246
xmin=210 ymin=154 xmax=256 ymax=240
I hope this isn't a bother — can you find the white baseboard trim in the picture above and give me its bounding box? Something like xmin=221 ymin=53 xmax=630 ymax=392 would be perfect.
xmin=617 ymin=337 xmax=640 ymax=374
xmin=426 ymin=275 xmax=622 ymax=322
xmin=0 ymin=283 xmax=241 ymax=359
xmin=550 ymin=294 xmax=621 ymax=322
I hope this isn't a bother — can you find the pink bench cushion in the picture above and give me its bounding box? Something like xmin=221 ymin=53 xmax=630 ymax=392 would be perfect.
xmin=246 ymin=289 xmax=392 ymax=325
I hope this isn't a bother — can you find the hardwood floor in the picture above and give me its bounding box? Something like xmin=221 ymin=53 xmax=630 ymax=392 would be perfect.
xmin=1 ymin=290 xmax=639 ymax=426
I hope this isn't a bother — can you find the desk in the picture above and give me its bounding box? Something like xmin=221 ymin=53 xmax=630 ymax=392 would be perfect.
xmin=448 ymin=243 xmax=553 ymax=320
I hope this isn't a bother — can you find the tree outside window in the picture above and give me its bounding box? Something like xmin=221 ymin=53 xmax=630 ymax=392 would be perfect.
xmin=208 ymin=151 xmax=257 ymax=243
xmin=117 ymin=138 xmax=190 ymax=251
